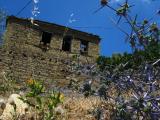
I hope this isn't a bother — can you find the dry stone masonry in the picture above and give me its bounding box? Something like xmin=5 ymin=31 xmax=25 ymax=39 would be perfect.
xmin=0 ymin=16 xmax=100 ymax=84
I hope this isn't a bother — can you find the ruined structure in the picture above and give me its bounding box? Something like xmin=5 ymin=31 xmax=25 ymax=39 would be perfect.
xmin=0 ymin=16 xmax=100 ymax=85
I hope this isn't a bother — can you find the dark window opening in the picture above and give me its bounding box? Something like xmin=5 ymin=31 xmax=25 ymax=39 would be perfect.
xmin=62 ymin=36 xmax=72 ymax=52
xmin=40 ymin=31 xmax=52 ymax=51
xmin=41 ymin=32 xmax=52 ymax=45
xmin=80 ymin=40 xmax=88 ymax=55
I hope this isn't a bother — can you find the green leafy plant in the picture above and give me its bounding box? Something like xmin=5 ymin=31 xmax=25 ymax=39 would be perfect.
xmin=20 ymin=79 xmax=64 ymax=120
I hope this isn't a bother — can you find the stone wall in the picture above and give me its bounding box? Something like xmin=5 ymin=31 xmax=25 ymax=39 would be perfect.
xmin=0 ymin=18 xmax=100 ymax=85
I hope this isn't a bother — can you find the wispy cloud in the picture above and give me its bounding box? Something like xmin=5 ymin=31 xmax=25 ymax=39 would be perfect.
xmin=110 ymin=0 xmax=124 ymax=4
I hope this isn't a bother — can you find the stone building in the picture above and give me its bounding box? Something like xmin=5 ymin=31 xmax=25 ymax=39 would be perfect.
xmin=0 ymin=16 xmax=100 ymax=85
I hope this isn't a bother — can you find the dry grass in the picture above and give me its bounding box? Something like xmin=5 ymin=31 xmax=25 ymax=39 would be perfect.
xmin=63 ymin=96 xmax=114 ymax=120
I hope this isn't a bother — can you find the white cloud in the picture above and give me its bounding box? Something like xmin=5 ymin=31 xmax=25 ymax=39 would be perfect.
xmin=110 ymin=0 xmax=124 ymax=4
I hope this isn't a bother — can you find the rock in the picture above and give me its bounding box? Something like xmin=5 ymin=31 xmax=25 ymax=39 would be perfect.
xmin=0 ymin=94 xmax=29 ymax=120
xmin=0 ymin=98 xmax=7 ymax=116
xmin=71 ymin=78 xmax=78 ymax=82
xmin=0 ymin=98 xmax=6 ymax=109
xmin=55 ymin=105 xmax=65 ymax=115
xmin=66 ymin=76 xmax=70 ymax=80
xmin=0 ymin=103 xmax=15 ymax=120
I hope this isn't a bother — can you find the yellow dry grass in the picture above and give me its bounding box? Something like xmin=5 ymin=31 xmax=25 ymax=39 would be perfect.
xmin=63 ymin=96 xmax=114 ymax=120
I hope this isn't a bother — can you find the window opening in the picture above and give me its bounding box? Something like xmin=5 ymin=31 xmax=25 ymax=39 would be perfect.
xmin=80 ymin=40 xmax=88 ymax=55
xmin=62 ymin=36 xmax=72 ymax=52
xmin=40 ymin=31 xmax=52 ymax=51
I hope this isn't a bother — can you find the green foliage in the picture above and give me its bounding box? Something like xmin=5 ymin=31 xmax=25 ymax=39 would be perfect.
xmin=97 ymin=52 xmax=133 ymax=71
xmin=26 ymin=79 xmax=45 ymax=97
xmin=97 ymin=42 xmax=160 ymax=71
xmin=45 ymin=91 xmax=64 ymax=120
xmin=21 ymin=79 xmax=64 ymax=120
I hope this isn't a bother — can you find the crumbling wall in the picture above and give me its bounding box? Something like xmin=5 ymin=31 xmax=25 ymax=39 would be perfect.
xmin=0 ymin=20 xmax=98 ymax=85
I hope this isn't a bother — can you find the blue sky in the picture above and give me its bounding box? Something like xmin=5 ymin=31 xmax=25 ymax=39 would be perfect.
xmin=0 ymin=0 xmax=159 ymax=56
